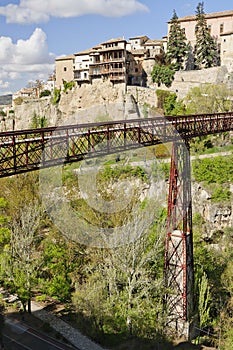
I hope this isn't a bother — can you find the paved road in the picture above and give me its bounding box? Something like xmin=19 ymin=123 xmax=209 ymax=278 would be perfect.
xmin=3 ymin=318 xmax=76 ymax=350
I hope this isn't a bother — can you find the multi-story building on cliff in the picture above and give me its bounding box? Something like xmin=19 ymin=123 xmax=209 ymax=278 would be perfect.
xmin=55 ymin=9 xmax=233 ymax=90
xmin=55 ymin=36 xmax=164 ymax=89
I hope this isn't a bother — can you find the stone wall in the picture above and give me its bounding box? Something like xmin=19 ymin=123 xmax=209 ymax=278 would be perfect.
xmin=161 ymin=65 xmax=231 ymax=99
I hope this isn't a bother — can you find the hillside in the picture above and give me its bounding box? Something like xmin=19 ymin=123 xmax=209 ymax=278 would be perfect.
xmin=0 ymin=94 xmax=12 ymax=106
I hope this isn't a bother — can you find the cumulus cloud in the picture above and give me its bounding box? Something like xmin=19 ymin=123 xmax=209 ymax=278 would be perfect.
xmin=0 ymin=28 xmax=55 ymax=94
xmin=0 ymin=0 xmax=149 ymax=24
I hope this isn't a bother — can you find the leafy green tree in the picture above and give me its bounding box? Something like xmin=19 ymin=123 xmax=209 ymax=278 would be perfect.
xmin=163 ymin=93 xmax=186 ymax=116
xmin=194 ymin=2 xmax=219 ymax=69
xmin=3 ymin=201 xmax=43 ymax=313
xmin=166 ymin=10 xmax=188 ymax=70
xmin=151 ymin=64 xmax=175 ymax=88
xmin=39 ymin=232 xmax=75 ymax=302
xmin=185 ymin=84 xmax=233 ymax=114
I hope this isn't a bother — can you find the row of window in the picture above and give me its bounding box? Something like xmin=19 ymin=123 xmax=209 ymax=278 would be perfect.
xmin=181 ymin=23 xmax=225 ymax=35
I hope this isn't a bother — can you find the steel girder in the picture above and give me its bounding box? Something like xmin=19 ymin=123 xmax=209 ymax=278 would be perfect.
xmin=0 ymin=112 xmax=232 ymax=177
xmin=164 ymin=141 xmax=194 ymax=338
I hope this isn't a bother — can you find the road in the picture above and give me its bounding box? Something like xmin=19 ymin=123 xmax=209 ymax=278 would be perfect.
xmin=3 ymin=318 xmax=76 ymax=350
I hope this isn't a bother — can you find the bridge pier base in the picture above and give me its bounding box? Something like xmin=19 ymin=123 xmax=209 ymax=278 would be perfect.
xmin=164 ymin=141 xmax=195 ymax=340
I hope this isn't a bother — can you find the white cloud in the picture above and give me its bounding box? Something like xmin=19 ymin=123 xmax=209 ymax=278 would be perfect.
xmin=0 ymin=28 xmax=55 ymax=94
xmin=0 ymin=0 xmax=149 ymax=24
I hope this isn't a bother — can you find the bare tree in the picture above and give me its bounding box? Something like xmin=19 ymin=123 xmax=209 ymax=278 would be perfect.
xmin=73 ymin=201 xmax=166 ymax=337
xmin=6 ymin=201 xmax=43 ymax=313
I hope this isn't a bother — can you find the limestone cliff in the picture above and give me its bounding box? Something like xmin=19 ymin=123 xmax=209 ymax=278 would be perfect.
xmin=192 ymin=182 xmax=233 ymax=240
xmin=9 ymin=81 xmax=157 ymax=131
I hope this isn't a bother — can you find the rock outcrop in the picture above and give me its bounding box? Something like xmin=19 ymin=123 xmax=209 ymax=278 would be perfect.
xmin=192 ymin=182 xmax=233 ymax=240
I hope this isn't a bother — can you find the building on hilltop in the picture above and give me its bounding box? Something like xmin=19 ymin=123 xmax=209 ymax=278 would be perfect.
xmin=55 ymin=9 xmax=233 ymax=90
xmin=55 ymin=36 xmax=164 ymax=89
xmin=55 ymin=54 xmax=75 ymax=89
xmin=167 ymin=9 xmax=233 ymax=70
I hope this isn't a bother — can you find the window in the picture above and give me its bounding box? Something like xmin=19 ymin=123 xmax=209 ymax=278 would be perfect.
xmin=220 ymin=23 xmax=224 ymax=34
xmin=182 ymin=28 xmax=186 ymax=34
xmin=208 ymin=25 xmax=211 ymax=33
xmin=64 ymin=67 xmax=67 ymax=71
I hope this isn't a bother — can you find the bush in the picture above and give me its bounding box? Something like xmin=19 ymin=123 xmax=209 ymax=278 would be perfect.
xmin=63 ymin=81 xmax=75 ymax=93
xmin=40 ymin=90 xmax=51 ymax=98
xmin=151 ymin=64 xmax=175 ymax=88
xmin=53 ymin=88 xmax=61 ymax=105
xmin=13 ymin=97 xmax=23 ymax=105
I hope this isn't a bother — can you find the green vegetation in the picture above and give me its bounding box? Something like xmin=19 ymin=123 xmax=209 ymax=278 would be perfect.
xmin=53 ymin=87 xmax=61 ymax=104
xmin=31 ymin=112 xmax=47 ymax=128
xmin=184 ymin=83 xmax=233 ymax=114
xmin=156 ymin=89 xmax=185 ymax=115
xmin=194 ymin=2 xmax=219 ymax=69
xmin=166 ymin=10 xmax=188 ymax=70
xmin=63 ymin=80 xmax=75 ymax=93
xmin=0 ymin=138 xmax=232 ymax=348
xmin=40 ymin=89 xmax=51 ymax=98
xmin=151 ymin=64 xmax=175 ymax=87
xmin=193 ymin=155 xmax=233 ymax=184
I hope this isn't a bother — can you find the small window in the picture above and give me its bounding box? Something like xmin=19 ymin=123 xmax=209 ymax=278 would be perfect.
xmin=182 ymin=28 xmax=186 ymax=34
xmin=64 ymin=67 xmax=67 ymax=71
xmin=220 ymin=23 xmax=224 ymax=34
xmin=208 ymin=25 xmax=211 ymax=33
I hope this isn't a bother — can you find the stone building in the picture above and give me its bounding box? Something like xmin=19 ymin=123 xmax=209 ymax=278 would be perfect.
xmin=55 ymin=54 xmax=75 ymax=89
xmin=55 ymin=9 xmax=233 ymax=90
xmin=55 ymin=36 xmax=164 ymax=89
xmin=168 ymin=9 xmax=233 ymax=70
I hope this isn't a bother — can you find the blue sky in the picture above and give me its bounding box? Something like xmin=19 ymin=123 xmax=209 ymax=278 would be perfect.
xmin=0 ymin=0 xmax=232 ymax=95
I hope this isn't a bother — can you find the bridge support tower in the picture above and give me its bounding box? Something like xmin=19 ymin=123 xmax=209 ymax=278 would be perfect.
xmin=164 ymin=141 xmax=195 ymax=339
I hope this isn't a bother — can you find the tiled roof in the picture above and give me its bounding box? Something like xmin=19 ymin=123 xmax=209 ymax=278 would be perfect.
xmin=55 ymin=54 xmax=75 ymax=61
xmin=144 ymin=39 xmax=163 ymax=45
xmin=174 ymin=9 xmax=233 ymax=22
xmin=100 ymin=37 xmax=126 ymax=45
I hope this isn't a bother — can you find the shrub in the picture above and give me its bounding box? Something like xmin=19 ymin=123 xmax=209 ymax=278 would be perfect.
xmin=40 ymin=90 xmax=51 ymax=98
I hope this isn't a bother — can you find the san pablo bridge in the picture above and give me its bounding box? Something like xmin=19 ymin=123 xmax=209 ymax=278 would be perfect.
xmin=0 ymin=111 xmax=232 ymax=338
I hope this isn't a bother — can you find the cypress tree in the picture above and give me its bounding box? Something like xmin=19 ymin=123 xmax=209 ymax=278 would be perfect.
xmin=166 ymin=10 xmax=188 ymax=70
xmin=195 ymin=2 xmax=219 ymax=69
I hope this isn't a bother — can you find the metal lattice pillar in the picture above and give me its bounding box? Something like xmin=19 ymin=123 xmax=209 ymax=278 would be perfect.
xmin=164 ymin=141 xmax=194 ymax=339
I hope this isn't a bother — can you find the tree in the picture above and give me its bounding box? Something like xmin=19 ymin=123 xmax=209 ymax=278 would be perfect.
xmin=3 ymin=201 xmax=43 ymax=313
xmin=184 ymin=83 xmax=233 ymax=114
xmin=194 ymin=2 xmax=219 ymax=69
xmin=198 ymin=272 xmax=211 ymax=328
xmin=72 ymin=202 xmax=166 ymax=338
xmin=166 ymin=10 xmax=188 ymax=70
xmin=151 ymin=64 xmax=175 ymax=88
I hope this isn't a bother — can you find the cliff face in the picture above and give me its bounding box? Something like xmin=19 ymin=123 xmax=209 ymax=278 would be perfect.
xmin=192 ymin=182 xmax=233 ymax=240
xmin=9 ymin=81 xmax=157 ymax=131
